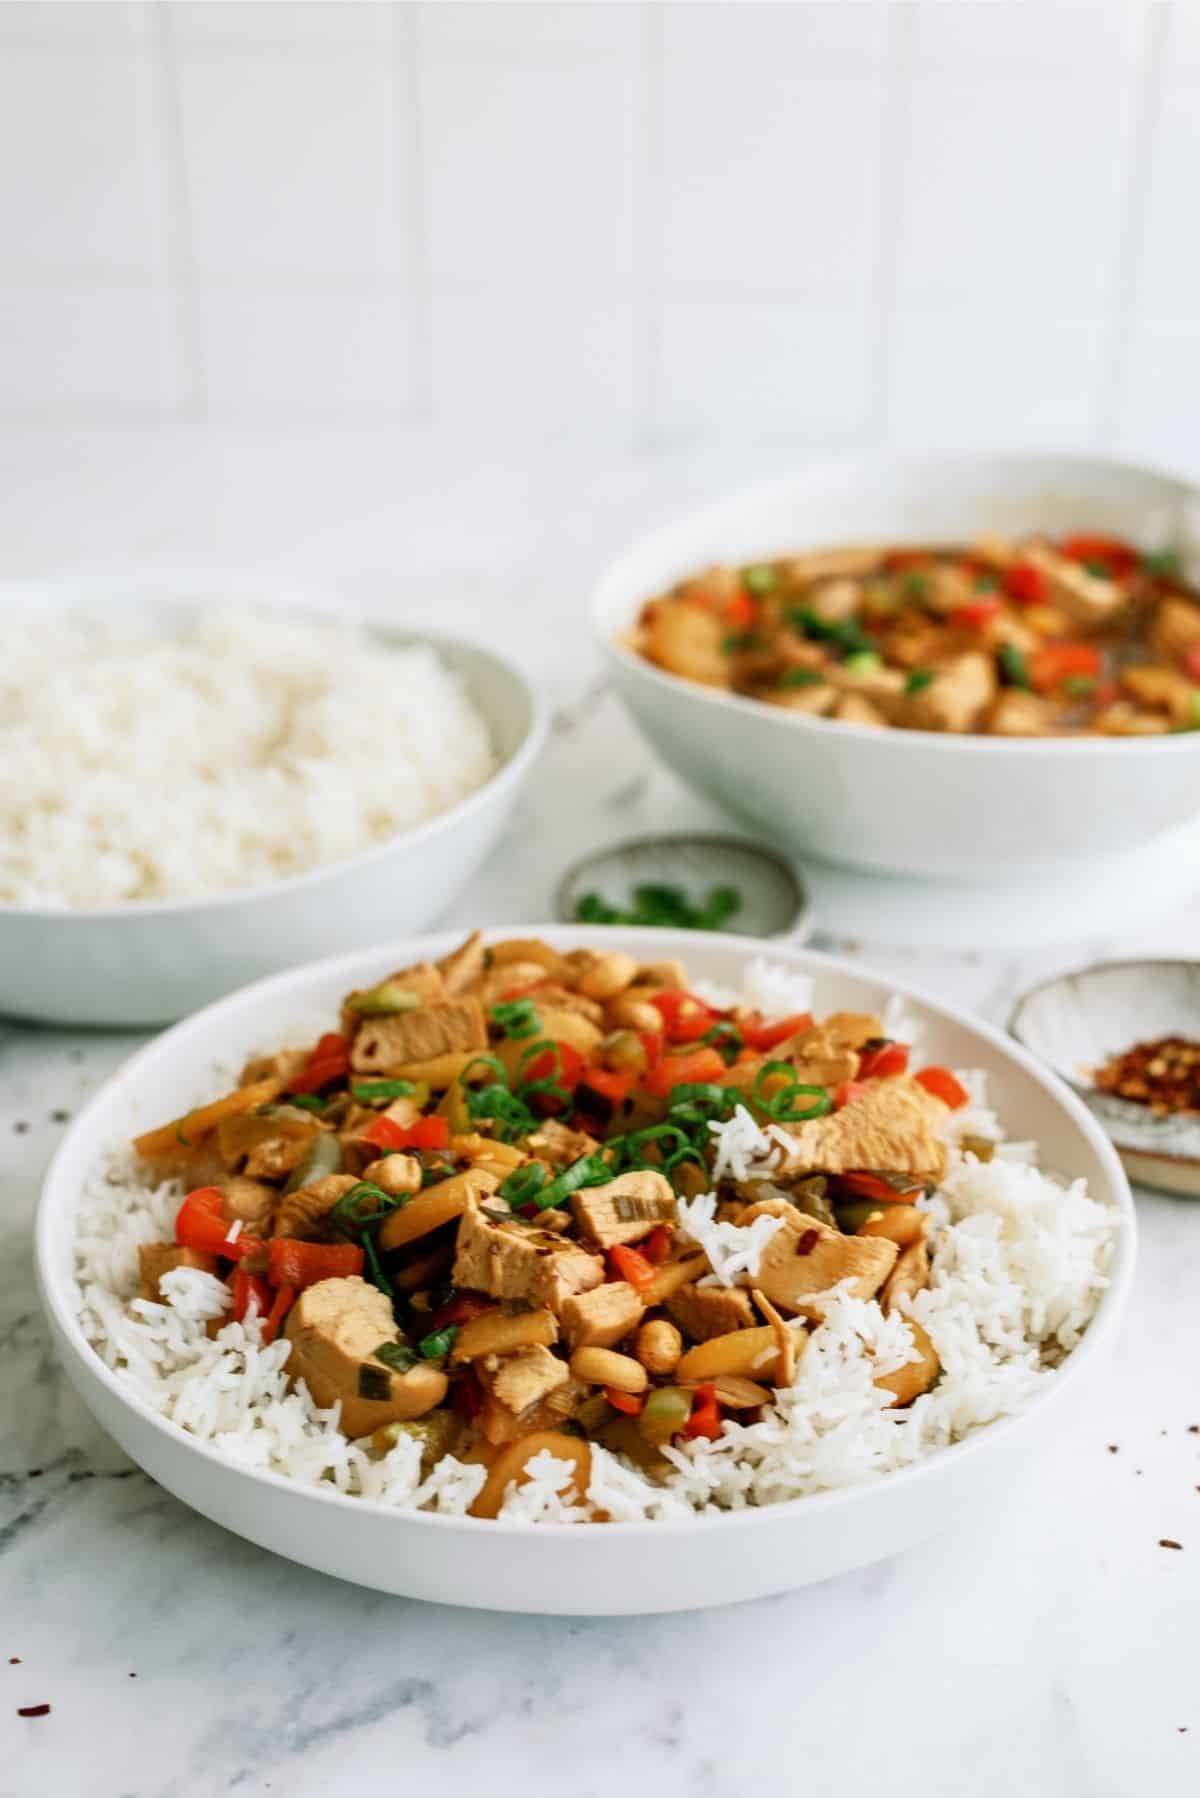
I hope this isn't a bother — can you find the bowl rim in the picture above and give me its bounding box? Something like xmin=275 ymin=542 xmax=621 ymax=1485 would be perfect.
xmin=0 ymin=618 xmax=548 ymax=923
xmin=594 ymin=446 xmax=1200 ymax=759
xmin=1009 ymin=955 xmax=1200 ymax=1163
xmin=38 ymin=923 xmax=1137 ymax=1539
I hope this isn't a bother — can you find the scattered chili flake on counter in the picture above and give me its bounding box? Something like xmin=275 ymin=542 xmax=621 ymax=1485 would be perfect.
xmin=1159 ymin=1538 xmax=1184 ymax=1550
xmin=17 ymin=1704 xmax=50 ymax=1718
xmin=1093 ymin=1035 xmax=1200 ymax=1116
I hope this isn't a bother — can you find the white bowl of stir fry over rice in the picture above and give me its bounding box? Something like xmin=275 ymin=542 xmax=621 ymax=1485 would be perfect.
xmin=597 ymin=452 xmax=1200 ymax=878
xmin=38 ymin=927 xmax=1132 ymax=1614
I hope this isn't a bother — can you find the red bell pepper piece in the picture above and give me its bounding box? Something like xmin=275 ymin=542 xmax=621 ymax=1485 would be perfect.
xmin=361 ymin=1113 xmax=449 ymax=1153
xmin=650 ymin=990 xmax=720 ymax=1043
xmin=949 ymin=596 xmax=1002 ymax=631
xmin=578 ymin=1066 xmax=635 ymax=1108
xmin=175 ymin=1187 xmax=266 ymax=1262
xmin=289 ymin=1032 xmax=350 ymax=1094
xmin=1030 ymin=641 xmax=1102 ymax=694
xmin=742 ymin=1011 xmax=814 ymax=1052
xmin=643 ymin=1046 xmax=729 ymax=1097
xmin=231 ymin=1267 xmax=272 ymax=1324
xmin=1060 ymin=534 xmax=1136 ymax=574
xmin=884 ymin=549 xmax=933 ymax=572
xmin=604 ymin=1387 xmax=644 ymax=1416
xmin=839 ymin=1170 xmax=926 ymax=1205
xmin=724 ymin=588 xmax=755 ymax=631
xmin=684 ymin=1382 xmax=723 ymax=1440
xmin=639 ymin=1030 xmax=665 ymax=1073
xmin=261 ymin=1283 xmax=295 ymax=1346
xmin=1184 ymin=645 xmax=1200 ymax=682
xmin=453 ymin=1366 xmax=484 ymax=1422
xmin=858 ymin=1041 xmax=909 ymax=1080
xmin=522 ymin=1042 xmax=584 ymax=1091
xmin=266 ymin=1238 xmax=364 ymax=1292
xmin=915 ymin=1065 xmax=970 ymax=1109
xmin=643 ymin=1224 xmax=673 ymax=1264
xmin=834 ymin=1079 xmax=870 ymax=1110
xmin=428 ymin=1291 xmax=493 ymax=1333
xmin=607 ymin=1243 xmax=656 ymax=1292
xmin=1003 ymin=562 xmax=1047 ymax=606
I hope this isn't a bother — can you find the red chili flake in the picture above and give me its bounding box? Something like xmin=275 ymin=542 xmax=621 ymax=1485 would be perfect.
xmin=1107 ymin=1445 xmax=1119 ymax=1454
xmin=1094 ymin=1036 xmax=1200 ymax=1117
xmin=1188 ymin=1425 xmax=1199 ymax=1435
xmin=17 ymin=1704 xmax=50 ymax=1718
xmin=7 ymin=1658 xmax=19 ymax=1665
xmin=1160 ymin=1539 xmax=1184 ymax=1550
xmin=795 ymin=1229 xmax=819 ymax=1257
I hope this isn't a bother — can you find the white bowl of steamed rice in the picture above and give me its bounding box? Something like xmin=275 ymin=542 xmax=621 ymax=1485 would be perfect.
xmin=0 ymin=595 xmax=545 ymax=1025
xmin=37 ymin=926 xmax=1134 ymax=1615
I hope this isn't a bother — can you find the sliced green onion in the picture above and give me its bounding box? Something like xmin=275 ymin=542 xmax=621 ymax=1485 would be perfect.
xmin=778 ymin=667 xmax=824 ymax=689
xmin=701 ymin=1020 xmax=743 ymax=1064
xmin=974 ymin=572 xmax=999 ymax=592
xmin=362 ymin=1231 xmax=393 ymax=1300
xmin=998 ymin=642 xmax=1031 ymax=690
xmin=1083 ymin=558 xmax=1111 ymax=578
xmin=901 ymin=573 xmax=928 ymax=601
xmin=576 ymin=892 xmax=622 ymax=924
xmin=905 ymin=667 xmax=935 ymax=694
xmin=788 ymin=607 xmax=874 ymax=659
xmin=1142 ymin=549 xmax=1181 ymax=580
xmin=374 ymin=1340 xmax=418 ymax=1373
xmin=345 ymin=980 xmax=423 ymax=1017
xmin=535 ymin=1152 xmax=613 ymax=1213
xmin=332 ymin=1180 xmax=403 ymax=1235
xmin=490 ymin=999 xmax=541 ymax=1040
xmin=351 ymin=1079 xmax=418 ymax=1104
xmin=498 ymin=1162 xmax=548 ymax=1210
xmin=721 ymin=630 xmax=765 ymax=654
xmin=752 ymin=1059 xmax=832 ymax=1122
xmin=843 ymin=649 xmax=882 ymax=674
xmin=573 ymin=882 xmax=742 ymax=932
xmin=286 ymin=1094 xmax=327 ymax=1114
xmin=1060 ymin=674 xmax=1097 ymax=698
xmin=418 ymin=1325 xmax=459 ymax=1360
xmin=742 ymin=564 xmax=777 ymax=595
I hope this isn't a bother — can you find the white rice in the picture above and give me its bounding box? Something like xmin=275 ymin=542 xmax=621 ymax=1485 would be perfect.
xmin=72 ymin=974 xmax=1120 ymax=1524
xmin=0 ymin=609 xmax=496 ymax=906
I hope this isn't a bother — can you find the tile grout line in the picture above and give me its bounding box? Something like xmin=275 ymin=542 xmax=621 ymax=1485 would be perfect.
xmin=144 ymin=1 xmax=207 ymax=424
xmin=633 ymin=2 xmax=664 ymax=451
xmin=1095 ymin=0 xmax=1168 ymax=452
xmin=867 ymin=1 xmax=914 ymax=451
xmin=395 ymin=3 xmax=433 ymax=428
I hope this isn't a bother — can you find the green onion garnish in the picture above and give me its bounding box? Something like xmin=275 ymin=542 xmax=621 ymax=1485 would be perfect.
xmin=742 ymin=564 xmax=777 ymax=595
xmin=974 ymin=572 xmax=999 ymax=592
xmin=701 ymin=1020 xmax=743 ymax=1064
xmin=777 ymin=667 xmax=824 ymax=689
xmin=351 ymin=1079 xmax=417 ymax=1104
xmin=418 ymin=1325 xmax=459 ymax=1360
xmin=573 ymin=882 xmax=742 ymax=933
xmin=1061 ymin=674 xmax=1097 ymax=698
xmin=901 ymin=573 xmax=928 ymax=601
xmin=498 ymin=1162 xmax=549 ymax=1211
xmin=534 ymin=1152 xmax=614 ymax=1213
xmin=752 ymin=1059 xmax=832 ymax=1123
xmin=332 ymin=1181 xmax=404 ymax=1235
xmin=788 ymin=607 xmax=875 ymax=659
xmin=843 ymin=649 xmax=882 ymax=674
xmin=362 ymin=1231 xmax=393 ymax=1300
xmin=721 ymin=630 xmax=765 ymax=654
xmin=1142 ymin=549 xmax=1181 ymax=580
xmin=998 ymin=642 xmax=1031 ymax=690
xmin=286 ymin=1094 xmax=327 ymax=1113
xmin=575 ymin=892 xmax=622 ymax=924
xmin=374 ymin=1341 xmax=418 ymax=1373
xmin=490 ymin=999 xmax=541 ymax=1040
xmin=905 ymin=668 xmax=935 ymax=694
xmin=1083 ymin=558 xmax=1111 ymax=578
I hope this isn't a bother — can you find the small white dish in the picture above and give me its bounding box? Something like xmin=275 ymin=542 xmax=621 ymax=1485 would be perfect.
xmin=1011 ymin=959 xmax=1200 ymax=1196
xmin=555 ymin=832 xmax=811 ymax=940
xmin=0 ymin=588 xmax=546 ymax=1027
xmin=38 ymin=925 xmax=1134 ymax=1614
xmin=595 ymin=451 xmax=1200 ymax=881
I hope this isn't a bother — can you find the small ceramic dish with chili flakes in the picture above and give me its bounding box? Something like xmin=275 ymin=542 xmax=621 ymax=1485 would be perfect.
xmin=1010 ymin=960 xmax=1200 ymax=1195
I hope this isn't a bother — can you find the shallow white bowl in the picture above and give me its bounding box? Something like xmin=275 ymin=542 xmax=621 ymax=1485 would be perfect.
xmin=596 ymin=451 xmax=1200 ymax=880
xmin=0 ymin=593 xmax=546 ymax=1026
xmin=1011 ymin=959 xmax=1200 ymax=1197
xmin=37 ymin=926 xmax=1134 ymax=1615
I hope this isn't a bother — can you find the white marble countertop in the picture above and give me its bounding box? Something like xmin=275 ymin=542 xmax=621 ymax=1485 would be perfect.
xmin=1 ymin=432 xmax=1198 ymax=1797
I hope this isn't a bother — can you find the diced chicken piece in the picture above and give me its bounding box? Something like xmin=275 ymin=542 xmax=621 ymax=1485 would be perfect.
xmin=970 ymin=533 xmax=1016 ymax=569
xmin=806 ymin=1013 xmax=883 ymax=1051
xmin=559 ymin=1281 xmax=645 ymax=1351
xmin=1120 ymin=664 xmax=1197 ymax=726
xmin=920 ymin=565 xmax=975 ymax=614
xmin=903 ymin=652 xmax=996 ymax=733
xmin=747 ymin=1208 xmax=898 ymax=1318
xmin=482 ymin=1344 xmax=568 ymax=1416
xmin=764 ymin=682 xmax=839 ymax=716
xmin=274 ymin=1173 xmax=360 ymax=1240
xmin=219 ymin=1176 xmax=276 ymax=1235
xmin=137 ymin=1242 xmax=219 ymax=1302
xmin=773 ymin=1023 xmax=861 ymax=1088
xmin=526 ymin=1118 xmax=601 ymax=1168
xmin=517 ymin=982 xmax=605 ymax=1027
xmin=881 ymin=1238 xmax=931 ymax=1314
xmin=1152 ymin=594 xmax=1200 ymax=661
xmin=1022 ymin=544 xmax=1124 ymax=626
xmin=452 ymin=1197 xmax=605 ymax=1311
xmin=438 ymin=929 xmax=486 ymax=996
xmin=284 ymin=1276 xmax=447 ymax=1438
xmin=665 ymin=1282 xmax=756 ymax=1343
xmin=643 ymin=598 xmax=731 ymax=688
xmin=879 ymin=616 xmax=952 ymax=671
xmin=834 ymin=693 xmax=888 ymax=728
xmin=774 ymin=1076 xmax=949 ymax=1181
xmin=806 ymin=577 xmax=861 ymax=623
xmin=239 ymin=1046 xmax=310 ymax=1089
xmin=236 ymin=1125 xmax=316 ymax=1183
xmin=827 ymin=664 xmax=907 ymax=710
xmin=784 ymin=546 xmax=884 ymax=582
xmin=361 ymin=1154 xmax=422 ymax=1197
xmin=476 ymin=1368 xmax=584 ymax=1446
xmin=986 ymin=690 xmax=1055 ymax=736
xmin=570 ymin=1171 xmax=676 ymax=1250
xmin=1092 ymin=701 xmax=1170 ymax=736
xmin=350 ymin=998 xmax=487 ymax=1075
xmin=674 ymin=564 xmax=744 ymax=608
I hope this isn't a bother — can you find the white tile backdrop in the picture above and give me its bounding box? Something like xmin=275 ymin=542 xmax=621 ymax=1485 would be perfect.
xmin=0 ymin=0 xmax=1193 ymax=468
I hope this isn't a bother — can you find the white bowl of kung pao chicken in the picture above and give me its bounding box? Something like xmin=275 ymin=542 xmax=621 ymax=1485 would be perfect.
xmin=597 ymin=453 xmax=1200 ymax=878
xmin=40 ymin=927 xmax=1131 ymax=1612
